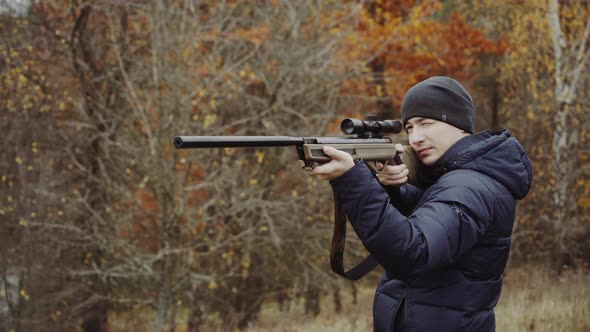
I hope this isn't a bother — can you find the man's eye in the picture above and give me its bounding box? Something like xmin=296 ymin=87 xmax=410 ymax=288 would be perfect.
xmin=405 ymin=126 xmax=413 ymax=132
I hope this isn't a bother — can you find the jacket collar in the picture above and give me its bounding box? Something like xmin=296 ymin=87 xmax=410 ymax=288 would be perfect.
xmin=416 ymin=130 xmax=507 ymax=188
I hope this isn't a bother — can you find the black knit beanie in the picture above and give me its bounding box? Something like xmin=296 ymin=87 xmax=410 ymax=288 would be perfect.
xmin=401 ymin=76 xmax=475 ymax=134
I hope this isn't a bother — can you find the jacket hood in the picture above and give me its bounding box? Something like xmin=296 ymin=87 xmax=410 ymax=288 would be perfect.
xmin=419 ymin=130 xmax=533 ymax=199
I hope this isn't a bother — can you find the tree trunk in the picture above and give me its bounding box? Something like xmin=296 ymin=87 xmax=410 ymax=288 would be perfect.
xmin=547 ymin=0 xmax=589 ymax=270
xmin=333 ymin=285 xmax=342 ymax=313
xmin=304 ymin=286 xmax=320 ymax=317
xmin=70 ymin=4 xmax=112 ymax=332
xmin=552 ymin=104 xmax=575 ymax=271
xmin=186 ymin=300 xmax=204 ymax=332
xmin=81 ymin=303 xmax=108 ymax=332
xmin=366 ymin=2 xmax=398 ymax=120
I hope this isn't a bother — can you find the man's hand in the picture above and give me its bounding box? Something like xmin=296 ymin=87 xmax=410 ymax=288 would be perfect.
xmin=311 ymin=146 xmax=355 ymax=180
xmin=376 ymin=144 xmax=409 ymax=186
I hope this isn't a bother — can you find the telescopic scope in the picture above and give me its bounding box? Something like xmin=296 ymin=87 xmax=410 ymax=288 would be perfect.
xmin=340 ymin=118 xmax=403 ymax=136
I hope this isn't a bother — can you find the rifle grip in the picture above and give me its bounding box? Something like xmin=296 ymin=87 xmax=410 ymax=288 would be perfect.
xmin=393 ymin=152 xmax=403 ymax=165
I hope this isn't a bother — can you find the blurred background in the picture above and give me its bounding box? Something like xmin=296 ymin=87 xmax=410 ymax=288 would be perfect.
xmin=0 ymin=0 xmax=589 ymax=331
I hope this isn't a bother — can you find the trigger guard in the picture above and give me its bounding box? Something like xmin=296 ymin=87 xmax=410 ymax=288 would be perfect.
xmin=372 ymin=160 xmax=389 ymax=174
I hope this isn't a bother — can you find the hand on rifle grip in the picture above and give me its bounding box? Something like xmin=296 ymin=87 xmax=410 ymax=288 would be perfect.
xmin=376 ymin=144 xmax=409 ymax=187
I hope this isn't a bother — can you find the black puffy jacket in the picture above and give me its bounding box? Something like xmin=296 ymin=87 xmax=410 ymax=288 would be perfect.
xmin=330 ymin=130 xmax=533 ymax=332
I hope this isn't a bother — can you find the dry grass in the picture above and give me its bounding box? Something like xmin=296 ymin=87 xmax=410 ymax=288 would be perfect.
xmin=246 ymin=265 xmax=590 ymax=332
xmin=495 ymin=265 xmax=590 ymax=332
xmin=110 ymin=264 xmax=590 ymax=332
xmin=243 ymin=286 xmax=374 ymax=332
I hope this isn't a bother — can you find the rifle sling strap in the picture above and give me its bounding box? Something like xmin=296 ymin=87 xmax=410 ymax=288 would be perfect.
xmin=330 ymin=190 xmax=378 ymax=281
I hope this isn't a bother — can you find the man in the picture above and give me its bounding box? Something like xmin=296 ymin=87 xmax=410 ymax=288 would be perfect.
xmin=312 ymin=76 xmax=533 ymax=331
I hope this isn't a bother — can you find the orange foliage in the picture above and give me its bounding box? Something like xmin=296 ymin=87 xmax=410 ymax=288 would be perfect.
xmin=10 ymin=0 xmax=509 ymax=255
xmin=126 ymin=189 xmax=161 ymax=252
xmin=336 ymin=1 xmax=506 ymax=113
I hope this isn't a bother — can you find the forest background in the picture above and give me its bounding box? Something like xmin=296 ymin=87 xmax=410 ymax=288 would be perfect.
xmin=1 ymin=0 xmax=589 ymax=331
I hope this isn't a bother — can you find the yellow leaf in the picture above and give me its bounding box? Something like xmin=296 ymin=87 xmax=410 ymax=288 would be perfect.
xmin=578 ymin=196 xmax=590 ymax=208
xmin=526 ymin=111 xmax=535 ymax=120
xmin=203 ymin=114 xmax=217 ymax=129
xmin=182 ymin=47 xmax=191 ymax=59
xmin=255 ymin=151 xmax=264 ymax=164
xmin=20 ymin=289 xmax=29 ymax=300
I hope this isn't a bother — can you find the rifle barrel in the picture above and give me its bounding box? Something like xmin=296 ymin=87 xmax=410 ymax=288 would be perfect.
xmin=174 ymin=136 xmax=305 ymax=149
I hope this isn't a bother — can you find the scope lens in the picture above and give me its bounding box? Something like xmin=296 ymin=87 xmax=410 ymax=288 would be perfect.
xmin=341 ymin=118 xmax=364 ymax=135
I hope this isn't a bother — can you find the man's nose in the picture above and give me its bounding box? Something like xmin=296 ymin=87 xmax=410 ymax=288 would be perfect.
xmin=409 ymin=131 xmax=424 ymax=146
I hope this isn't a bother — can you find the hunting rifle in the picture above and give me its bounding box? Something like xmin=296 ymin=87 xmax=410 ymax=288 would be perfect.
xmin=174 ymin=116 xmax=418 ymax=280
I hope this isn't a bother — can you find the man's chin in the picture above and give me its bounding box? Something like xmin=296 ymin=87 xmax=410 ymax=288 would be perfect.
xmin=419 ymin=156 xmax=437 ymax=167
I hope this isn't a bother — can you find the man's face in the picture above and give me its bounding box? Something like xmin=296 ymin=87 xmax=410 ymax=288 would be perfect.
xmin=405 ymin=117 xmax=469 ymax=166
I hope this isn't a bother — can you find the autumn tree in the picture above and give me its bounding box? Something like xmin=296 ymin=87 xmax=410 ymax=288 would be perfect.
xmin=1 ymin=1 xmax=517 ymax=331
xmin=460 ymin=0 xmax=590 ymax=267
xmin=335 ymin=0 xmax=506 ymax=122
xmin=0 ymin=4 xmax=93 ymax=331
xmin=546 ymin=0 xmax=590 ymax=267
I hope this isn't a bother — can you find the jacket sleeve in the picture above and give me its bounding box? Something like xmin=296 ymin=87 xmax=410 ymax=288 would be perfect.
xmin=330 ymin=162 xmax=495 ymax=277
xmin=385 ymin=183 xmax=424 ymax=216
